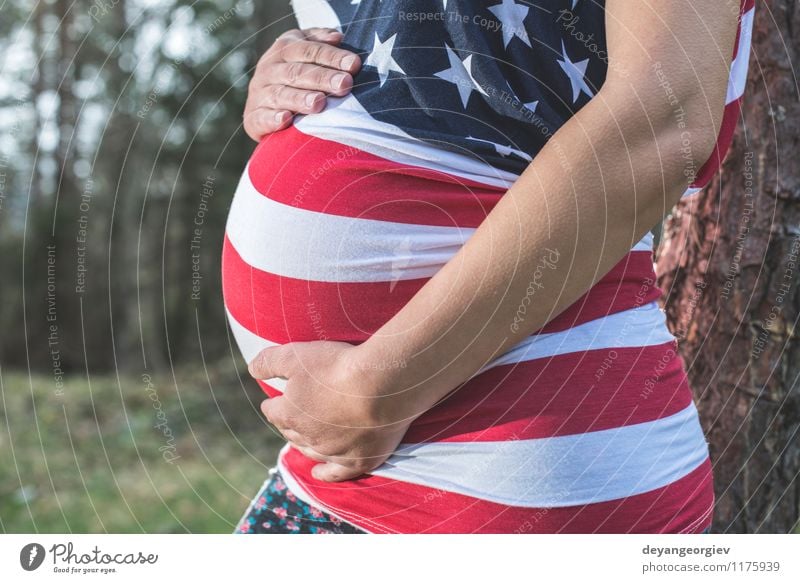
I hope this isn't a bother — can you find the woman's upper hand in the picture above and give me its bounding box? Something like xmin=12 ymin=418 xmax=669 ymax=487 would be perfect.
xmin=243 ymin=27 xmax=362 ymax=141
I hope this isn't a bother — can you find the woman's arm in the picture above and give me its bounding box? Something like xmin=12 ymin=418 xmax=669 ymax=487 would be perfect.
xmin=354 ymin=0 xmax=740 ymax=411
xmin=251 ymin=0 xmax=740 ymax=481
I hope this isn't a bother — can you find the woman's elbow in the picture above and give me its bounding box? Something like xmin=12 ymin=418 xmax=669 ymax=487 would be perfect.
xmin=605 ymin=57 xmax=730 ymax=176
xmin=634 ymin=84 xmax=726 ymax=192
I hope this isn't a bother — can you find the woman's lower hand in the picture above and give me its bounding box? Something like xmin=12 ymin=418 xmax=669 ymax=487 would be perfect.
xmin=248 ymin=341 xmax=413 ymax=482
xmin=243 ymin=27 xmax=361 ymax=141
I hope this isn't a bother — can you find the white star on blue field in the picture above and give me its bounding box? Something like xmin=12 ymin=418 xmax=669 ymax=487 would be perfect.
xmin=557 ymin=40 xmax=595 ymax=103
xmin=328 ymin=0 xmax=607 ymax=174
xmin=434 ymin=44 xmax=489 ymax=108
xmin=488 ymin=0 xmax=532 ymax=48
xmin=364 ymin=33 xmax=406 ymax=87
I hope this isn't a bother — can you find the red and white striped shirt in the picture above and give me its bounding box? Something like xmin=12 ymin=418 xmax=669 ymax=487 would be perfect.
xmin=223 ymin=0 xmax=754 ymax=533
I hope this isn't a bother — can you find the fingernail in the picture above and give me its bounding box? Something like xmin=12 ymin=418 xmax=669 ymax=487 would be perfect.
xmin=331 ymin=72 xmax=347 ymax=89
xmin=306 ymin=92 xmax=321 ymax=107
xmin=341 ymin=55 xmax=357 ymax=70
xmin=274 ymin=111 xmax=287 ymax=123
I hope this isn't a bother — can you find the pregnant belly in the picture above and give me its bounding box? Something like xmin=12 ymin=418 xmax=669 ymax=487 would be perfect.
xmin=223 ymin=124 xmax=665 ymax=376
xmin=222 ymin=123 xmax=699 ymax=456
xmin=221 ymin=124 xmax=712 ymax=532
xmin=222 ymin=125 xmax=504 ymax=363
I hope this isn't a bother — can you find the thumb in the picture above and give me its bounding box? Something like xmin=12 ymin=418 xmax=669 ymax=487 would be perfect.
xmin=248 ymin=344 xmax=294 ymax=380
xmin=260 ymin=397 xmax=280 ymax=423
xmin=311 ymin=462 xmax=365 ymax=483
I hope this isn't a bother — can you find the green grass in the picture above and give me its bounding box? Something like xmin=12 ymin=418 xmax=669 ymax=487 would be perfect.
xmin=0 ymin=363 xmax=285 ymax=533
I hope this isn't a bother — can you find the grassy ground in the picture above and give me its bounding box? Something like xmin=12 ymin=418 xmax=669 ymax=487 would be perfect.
xmin=0 ymin=363 xmax=284 ymax=533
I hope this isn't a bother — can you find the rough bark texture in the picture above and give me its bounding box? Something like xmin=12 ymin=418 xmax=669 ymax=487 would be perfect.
xmin=656 ymin=0 xmax=800 ymax=533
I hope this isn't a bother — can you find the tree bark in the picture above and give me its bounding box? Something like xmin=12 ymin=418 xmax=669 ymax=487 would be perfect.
xmin=656 ymin=0 xmax=800 ymax=533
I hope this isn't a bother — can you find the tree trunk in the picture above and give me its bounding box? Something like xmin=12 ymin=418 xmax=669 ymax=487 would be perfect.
xmin=656 ymin=0 xmax=800 ymax=533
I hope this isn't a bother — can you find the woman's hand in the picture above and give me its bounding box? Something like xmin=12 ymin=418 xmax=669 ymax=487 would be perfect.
xmin=248 ymin=341 xmax=414 ymax=482
xmin=243 ymin=27 xmax=361 ymax=141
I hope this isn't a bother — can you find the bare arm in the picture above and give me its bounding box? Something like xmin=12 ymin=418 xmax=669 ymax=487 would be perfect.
xmin=355 ymin=0 xmax=739 ymax=413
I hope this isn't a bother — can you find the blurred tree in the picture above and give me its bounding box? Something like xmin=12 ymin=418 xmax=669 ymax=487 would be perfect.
xmin=657 ymin=0 xmax=800 ymax=533
xmin=0 ymin=0 xmax=295 ymax=374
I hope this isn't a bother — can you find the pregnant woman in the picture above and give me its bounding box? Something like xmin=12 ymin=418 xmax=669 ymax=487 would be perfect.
xmin=226 ymin=0 xmax=754 ymax=533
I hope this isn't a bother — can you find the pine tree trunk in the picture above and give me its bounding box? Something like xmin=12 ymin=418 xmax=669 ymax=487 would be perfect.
xmin=656 ymin=0 xmax=800 ymax=533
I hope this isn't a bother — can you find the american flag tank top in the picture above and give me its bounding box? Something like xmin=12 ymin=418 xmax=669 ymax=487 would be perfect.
xmin=222 ymin=0 xmax=755 ymax=532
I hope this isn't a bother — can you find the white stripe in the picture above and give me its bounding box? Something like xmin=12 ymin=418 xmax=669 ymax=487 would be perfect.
xmin=295 ymin=95 xmax=521 ymax=189
xmin=633 ymin=230 xmax=653 ymax=252
xmin=228 ymin=300 xmax=673 ymax=391
xmin=372 ymin=402 xmax=709 ymax=507
xmin=227 ymin=308 xmax=277 ymax=365
xmin=226 ymin=308 xmax=287 ymax=393
xmin=227 ymin=169 xmax=654 ymax=283
xmin=290 ymin=0 xmax=343 ymax=31
xmin=226 ymin=168 xmax=475 ymax=283
xmin=726 ymin=8 xmax=754 ymax=105
xmin=475 ymin=301 xmax=675 ymax=375
xmin=681 ymin=186 xmax=703 ymax=198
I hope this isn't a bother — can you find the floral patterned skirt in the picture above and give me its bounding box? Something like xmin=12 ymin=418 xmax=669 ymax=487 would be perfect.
xmin=235 ymin=468 xmax=366 ymax=534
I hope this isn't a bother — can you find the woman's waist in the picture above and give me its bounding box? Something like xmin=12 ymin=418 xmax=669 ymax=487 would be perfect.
xmin=231 ymin=297 xmax=701 ymax=505
xmin=275 ymin=349 xmax=710 ymax=530
xmin=277 ymin=407 xmax=714 ymax=533
xmin=229 ymin=293 xmax=690 ymax=442
xmin=374 ymin=310 xmax=703 ymax=512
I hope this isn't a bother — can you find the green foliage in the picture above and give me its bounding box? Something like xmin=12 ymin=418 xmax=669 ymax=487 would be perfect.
xmin=0 ymin=366 xmax=284 ymax=533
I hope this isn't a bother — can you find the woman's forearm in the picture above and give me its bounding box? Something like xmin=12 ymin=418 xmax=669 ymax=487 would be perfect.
xmin=355 ymin=1 xmax=738 ymax=422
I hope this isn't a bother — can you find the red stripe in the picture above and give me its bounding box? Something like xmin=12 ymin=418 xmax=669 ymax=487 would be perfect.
xmin=223 ymin=234 xmax=661 ymax=345
xmin=405 ymin=342 xmax=692 ymax=443
xmin=222 ymin=234 xmax=427 ymax=345
xmin=256 ymin=380 xmax=284 ymax=399
xmin=281 ymin=448 xmax=714 ymax=534
xmin=264 ymin=343 xmax=693 ymax=440
xmin=249 ymin=125 xmax=503 ymax=228
xmin=542 ymin=250 xmax=662 ymax=334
